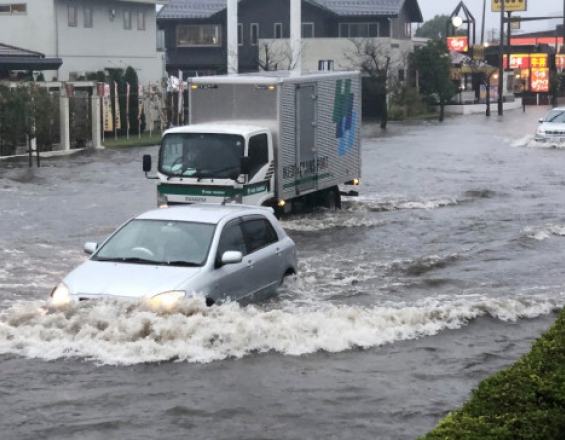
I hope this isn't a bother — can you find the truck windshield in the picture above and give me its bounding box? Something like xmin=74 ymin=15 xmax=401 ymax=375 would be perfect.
xmin=160 ymin=133 xmax=244 ymax=179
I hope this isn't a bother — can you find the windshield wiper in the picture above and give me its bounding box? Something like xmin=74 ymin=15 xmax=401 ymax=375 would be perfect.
xmin=164 ymin=260 xmax=202 ymax=267
xmin=94 ymin=257 xmax=161 ymax=265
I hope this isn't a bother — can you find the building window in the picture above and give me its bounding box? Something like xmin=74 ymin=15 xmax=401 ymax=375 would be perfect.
xmin=67 ymin=5 xmax=78 ymax=26
xmin=137 ymin=10 xmax=145 ymax=30
xmin=123 ymin=10 xmax=132 ymax=29
xmin=84 ymin=7 xmax=93 ymax=28
xmin=177 ymin=24 xmax=222 ymax=47
xmin=318 ymin=60 xmax=334 ymax=71
xmin=0 ymin=3 xmax=26 ymax=14
xmin=238 ymin=23 xmax=243 ymax=45
xmin=157 ymin=29 xmax=165 ymax=51
xmin=339 ymin=22 xmax=379 ymax=38
xmin=302 ymin=22 xmax=314 ymax=38
xmin=250 ymin=23 xmax=259 ymax=46
xmin=274 ymin=22 xmax=283 ymax=39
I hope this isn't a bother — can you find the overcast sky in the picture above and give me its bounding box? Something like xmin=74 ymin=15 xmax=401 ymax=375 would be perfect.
xmin=418 ymin=0 xmax=562 ymax=36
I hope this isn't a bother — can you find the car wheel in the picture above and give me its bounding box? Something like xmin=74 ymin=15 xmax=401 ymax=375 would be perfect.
xmin=205 ymin=297 xmax=215 ymax=307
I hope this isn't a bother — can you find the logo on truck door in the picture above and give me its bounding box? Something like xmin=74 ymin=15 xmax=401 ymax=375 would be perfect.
xmin=333 ymin=79 xmax=358 ymax=157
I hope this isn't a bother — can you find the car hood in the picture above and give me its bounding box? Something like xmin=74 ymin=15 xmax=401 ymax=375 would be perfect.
xmin=63 ymin=260 xmax=202 ymax=299
xmin=540 ymin=122 xmax=565 ymax=131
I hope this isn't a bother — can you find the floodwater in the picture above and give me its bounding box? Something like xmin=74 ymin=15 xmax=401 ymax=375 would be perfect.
xmin=1 ymin=107 xmax=564 ymax=439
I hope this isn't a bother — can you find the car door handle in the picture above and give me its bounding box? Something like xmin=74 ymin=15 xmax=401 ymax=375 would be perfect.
xmin=276 ymin=247 xmax=281 ymax=256
xmin=247 ymin=259 xmax=254 ymax=269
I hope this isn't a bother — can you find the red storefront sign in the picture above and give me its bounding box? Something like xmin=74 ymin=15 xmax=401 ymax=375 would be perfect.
xmin=447 ymin=36 xmax=469 ymax=53
xmin=531 ymin=68 xmax=549 ymax=93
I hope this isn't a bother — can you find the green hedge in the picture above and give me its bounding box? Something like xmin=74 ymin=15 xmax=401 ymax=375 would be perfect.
xmin=421 ymin=308 xmax=565 ymax=440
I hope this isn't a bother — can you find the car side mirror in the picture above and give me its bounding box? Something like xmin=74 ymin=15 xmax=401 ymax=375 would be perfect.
xmin=142 ymin=154 xmax=152 ymax=173
xmin=240 ymin=157 xmax=251 ymax=175
xmin=538 ymin=118 xmax=544 ymax=123
xmin=84 ymin=242 xmax=98 ymax=255
xmin=221 ymin=251 xmax=243 ymax=266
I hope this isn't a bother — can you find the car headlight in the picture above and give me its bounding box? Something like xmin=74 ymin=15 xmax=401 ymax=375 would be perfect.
xmin=50 ymin=282 xmax=71 ymax=307
xmin=536 ymin=127 xmax=545 ymax=135
xmin=147 ymin=290 xmax=185 ymax=311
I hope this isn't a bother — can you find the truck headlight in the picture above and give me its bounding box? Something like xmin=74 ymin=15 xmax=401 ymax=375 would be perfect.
xmin=147 ymin=290 xmax=185 ymax=312
xmin=50 ymin=283 xmax=71 ymax=307
xmin=157 ymin=191 xmax=168 ymax=208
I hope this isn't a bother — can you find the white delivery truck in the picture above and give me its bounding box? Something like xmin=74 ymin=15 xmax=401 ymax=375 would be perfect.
xmin=143 ymin=70 xmax=362 ymax=214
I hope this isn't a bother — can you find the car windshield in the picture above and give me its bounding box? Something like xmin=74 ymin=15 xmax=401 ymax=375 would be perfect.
xmin=93 ymin=219 xmax=216 ymax=266
xmin=543 ymin=110 xmax=565 ymax=123
xmin=160 ymin=133 xmax=244 ymax=179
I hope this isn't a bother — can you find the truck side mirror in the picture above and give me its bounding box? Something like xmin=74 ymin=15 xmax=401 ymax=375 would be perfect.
xmin=241 ymin=157 xmax=251 ymax=175
xmin=142 ymin=154 xmax=152 ymax=173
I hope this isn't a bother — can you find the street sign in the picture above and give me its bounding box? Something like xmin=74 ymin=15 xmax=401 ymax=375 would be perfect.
xmin=510 ymin=18 xmax=521 ymax=30
xmin=491 ymin=0 xmax=527 ymax=13
xmin=447 ymin=36 xmax=469 ymax=53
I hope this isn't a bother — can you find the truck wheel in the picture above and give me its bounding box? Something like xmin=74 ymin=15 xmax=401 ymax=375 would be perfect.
xmin=324 ymin=187 xmax=341 ymax=210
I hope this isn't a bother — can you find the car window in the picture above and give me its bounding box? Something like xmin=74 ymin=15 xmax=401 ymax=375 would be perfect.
xmin=241 ymin=217 xmax=278 ymax=254
xmin=248 ymin=134 xmax=269 ymax=178
xmin=544 ymin=110 xmax=565 ymax=123
xmin=217 ymin=221 xmax=247 ymax=259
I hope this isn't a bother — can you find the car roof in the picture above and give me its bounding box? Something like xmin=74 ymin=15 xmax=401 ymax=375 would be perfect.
xmin=136 ymin=204 xmax=274 ymax=224
xmin=549 ymin=108 xmax=565 ymax=112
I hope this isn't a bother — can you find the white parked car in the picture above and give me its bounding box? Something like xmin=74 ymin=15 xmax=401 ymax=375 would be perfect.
xmin=535 ymin=108 xmax=565 ymax=144
xmin=50 ymin=205 xmax=297 ymax=309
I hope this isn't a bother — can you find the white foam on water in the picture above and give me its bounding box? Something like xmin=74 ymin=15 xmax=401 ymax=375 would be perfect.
xmin=280 ymin=195 xmax=459 ymax=232
xmin=524 ymin=224 xmax=565 ymax=241
xmin=352 ymin=195 xmax=459 ymax=212
xmin=0 ymin=293 xmax=562 ymax=366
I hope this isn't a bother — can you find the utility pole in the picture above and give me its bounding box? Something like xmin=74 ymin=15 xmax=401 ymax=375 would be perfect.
xmin=562 ymin=0 xmax=565 ymax=53
xmin=498 ymin=0 xmax=505 ymax=116
xmin=481 ymin=0 xmax=486 ymax=44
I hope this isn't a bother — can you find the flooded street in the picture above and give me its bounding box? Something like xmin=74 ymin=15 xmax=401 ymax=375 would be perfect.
xmin=2 ymin=107 xmax=565 ymax=439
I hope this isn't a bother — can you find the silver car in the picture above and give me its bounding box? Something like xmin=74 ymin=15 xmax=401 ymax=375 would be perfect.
xmin=535 ymin=108 xmax=565 ymax=144
xmin=49 ymin=204 xmax=297 ymax=309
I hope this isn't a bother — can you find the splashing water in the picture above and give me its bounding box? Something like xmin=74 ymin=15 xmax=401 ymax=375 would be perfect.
xmin=0 ymin=293 xmax=562 ymax=366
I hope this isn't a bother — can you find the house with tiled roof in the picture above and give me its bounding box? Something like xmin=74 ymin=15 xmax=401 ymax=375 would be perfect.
xmin=157 ymin=0 xmax=423 ymax=75
xmin=0 ymin=0 xmax=165 ymax=83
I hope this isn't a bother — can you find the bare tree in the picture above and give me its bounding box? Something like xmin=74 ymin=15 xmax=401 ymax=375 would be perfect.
xmin=346 ymin=39 xmax=391 ymax=129
xmin=257 ymin=40 xmax=301 ymax=71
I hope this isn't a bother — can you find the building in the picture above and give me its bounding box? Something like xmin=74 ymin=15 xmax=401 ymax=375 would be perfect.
xmin=0 ymin=0 xmax=165 ymax=84
xmin=511 ymin=25 xmax=564 ymax=52
xmin=0 ymin=43 xmax=62 ymax=79
xmin=157 ymin=0 xmax=423 ymax=76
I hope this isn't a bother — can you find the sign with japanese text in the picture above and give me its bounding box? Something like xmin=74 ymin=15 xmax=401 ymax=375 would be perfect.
xmin=492 ymin=0 xmax=527 ymax=12
xmin=102 ymin=84 xmax=113 ymax=132
xmin=530 ymin=68 xmax=549 ymax=93
xmin=503 ymin=53 xmax=548 ymax=70
xmin=447 ymin=36 xmax=469 ymax=53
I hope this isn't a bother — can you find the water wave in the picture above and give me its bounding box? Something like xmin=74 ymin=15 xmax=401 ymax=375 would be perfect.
xmin=281 ymin=196 xmax=459 ymax=232
xmin=0 ymin=294 xmax=561 ymax=366
xmin=523 ymin=224 xmax=565 ymax=241
xmin=388 ymin=254 xmax=461 ymax=276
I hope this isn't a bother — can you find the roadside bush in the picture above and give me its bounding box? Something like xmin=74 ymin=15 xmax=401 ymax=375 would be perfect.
xmin=0 ymin=84 xmax=58 ymax=155
xmin=421 ymin=308 xmax=565 ymax=440
xmin=389 ymin=85 xmax=431 ymax=121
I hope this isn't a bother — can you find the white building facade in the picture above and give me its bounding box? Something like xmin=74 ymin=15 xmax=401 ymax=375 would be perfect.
xmin=0 ymin=0 xmax=164 ymax=84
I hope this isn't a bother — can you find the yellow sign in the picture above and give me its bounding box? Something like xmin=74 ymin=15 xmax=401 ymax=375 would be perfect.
xmin=492 ymin=0 xmax=527 ymax=12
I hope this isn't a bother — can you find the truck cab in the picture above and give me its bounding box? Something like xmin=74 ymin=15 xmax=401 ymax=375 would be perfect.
xmin=149 ymin=123 xmax=276 ymax=207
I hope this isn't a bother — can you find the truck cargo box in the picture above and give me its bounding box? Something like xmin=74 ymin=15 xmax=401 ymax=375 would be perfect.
xmin=189 ymin=71 xmax=362 ymax=201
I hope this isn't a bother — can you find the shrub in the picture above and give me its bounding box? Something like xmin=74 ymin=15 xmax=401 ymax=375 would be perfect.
xmin=421 ymin=308 xmax=565 ymax=440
